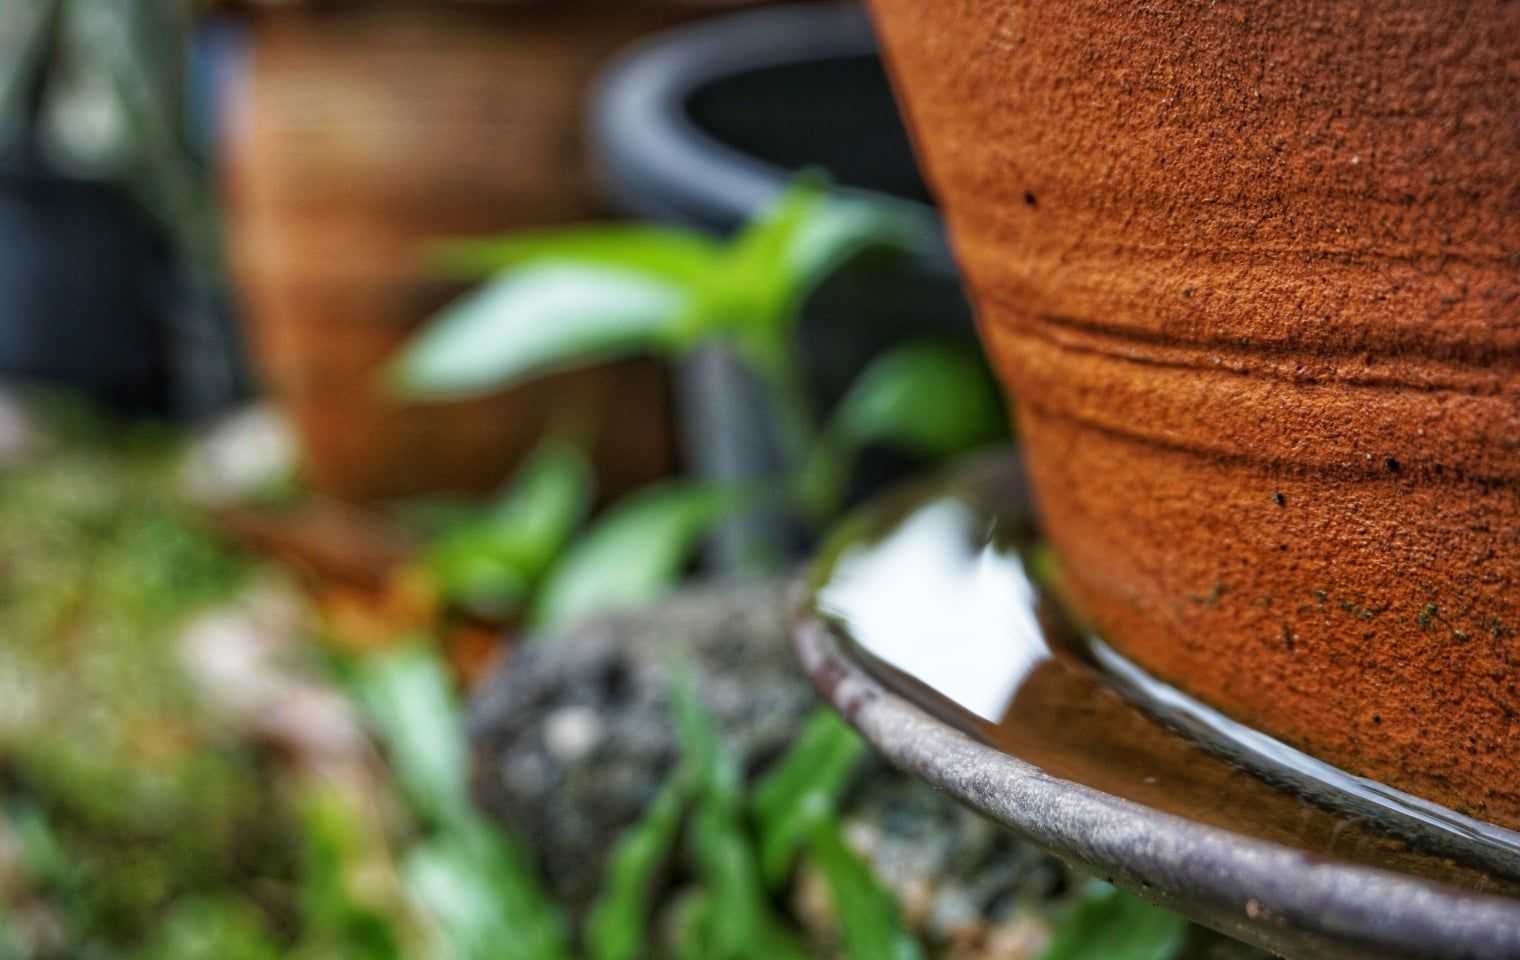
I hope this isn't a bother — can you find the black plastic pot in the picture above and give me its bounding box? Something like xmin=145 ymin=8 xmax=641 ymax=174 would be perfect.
xmin=0 ymin=8 xmax=248 ymax=420
xmin=591 ymin=3 xmax=977 ymax=569
xmin=0 ymin=160 xmax=174 ymax=413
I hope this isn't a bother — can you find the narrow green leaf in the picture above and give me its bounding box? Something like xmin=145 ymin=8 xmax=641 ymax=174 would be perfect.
xmin=673 ymin=890 xmax=714 ymax=960
xmin=808 ymin=820 xmax=924 ymax=960
xmin=830 ymin=342 xmax=1005 ymax=459
xmin=405 ymin=819 xmax=570 ymax=960
xmin=352 ymin=648 xmax=469 ymax=825
xmin=721 ymin=178 xmax=829 ymax=361
xmin=1040 ymin=881 xmax=1188 ymax=960
xmin=296 ymin=787 xmax=405 ymax=960
xmin=389 ymin=264 xmax=688 ymax=398
xmin=783 ymin=196 xmax=931 ymax=297
xmin=429 ymin=225 xmax=723 ymax=286
xmin=721 ymin=177 xmax=929 ymax=366
xmin=751 ymin=710 xmax=864 ymax=887
xmin=352 ymin=646 xmax=570 ymax=960
xmin=425 ymin=436 xmax=594 ymax=616
xmin=673 ymin=681 xmax=810 ymax=960
xmin=585 ymin=773 xmax=691 ymax=960
xmin=530 ymin=484 xmax=742 ymax=631
xmin=483 ymin=436 xmax=594 ymax=559
xmin=728 ymin=177 xmax=828 ymax=288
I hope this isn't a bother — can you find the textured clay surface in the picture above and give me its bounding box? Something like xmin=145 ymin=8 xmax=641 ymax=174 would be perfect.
xmin=866 ymin=0 xmax=1520 ymax=828
xmin=226 ymin=5 xmax=686 ymax=500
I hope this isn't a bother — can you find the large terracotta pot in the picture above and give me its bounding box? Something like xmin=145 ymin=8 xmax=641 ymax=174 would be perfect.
xmin=225 ymin=3 xmax=704 ymax=501
xmin=866 ymin=0 xmax=1520 ymax=829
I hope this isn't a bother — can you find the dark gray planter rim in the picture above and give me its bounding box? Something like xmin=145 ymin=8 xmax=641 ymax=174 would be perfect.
xmin=793 ymin=611 xmax=1520 ymax=960
xmin=588 ymin=2 xmax=955 ymax=274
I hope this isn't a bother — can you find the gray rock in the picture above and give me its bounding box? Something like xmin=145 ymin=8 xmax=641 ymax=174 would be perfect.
xmin=468 ymin=581 xmax=815 ymax=910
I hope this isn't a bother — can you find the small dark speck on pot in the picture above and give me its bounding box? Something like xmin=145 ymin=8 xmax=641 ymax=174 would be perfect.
xmin=1024 ymin=191 xmax=1037 ymax=207
xmin=1372 ymin=714 xmax=1382 ymax=725
xmin=1385 ymin=457 xmax=1401 ymax=473
xmin=1273 ymin=491 xmax=1286 ymax=507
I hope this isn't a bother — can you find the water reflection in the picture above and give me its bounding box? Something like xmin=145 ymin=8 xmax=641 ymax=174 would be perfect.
xmin=806 ymin=455 xmax=1520 ymax=899
xmin=817 ymin=500 xmax=1046 ymax=721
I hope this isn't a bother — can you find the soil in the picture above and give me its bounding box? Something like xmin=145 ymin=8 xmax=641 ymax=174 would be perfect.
xmin=865 ymin=0 xmax=1520 ymax=828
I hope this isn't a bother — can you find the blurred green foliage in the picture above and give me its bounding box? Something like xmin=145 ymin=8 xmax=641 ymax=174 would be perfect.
xmin=391 ymin=177 xmax=929 ymax=401
xmin=0 ymin=412 xmax=1191 ymax=959
xmin=1041 ymin=881 xmax=1188 ymax=960
xmin=0 ymin=402 xmax=288 ymax=958
xmin=397 ymin=179 xmax=1006 ymax=620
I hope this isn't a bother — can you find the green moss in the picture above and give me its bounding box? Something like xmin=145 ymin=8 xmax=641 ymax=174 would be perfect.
xmin=0 ymin=406 xmax=295 ymax=953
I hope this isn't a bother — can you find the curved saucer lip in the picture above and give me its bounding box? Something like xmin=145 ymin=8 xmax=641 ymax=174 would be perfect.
xmin=793 ymin=610 xmax=1520 ymax=960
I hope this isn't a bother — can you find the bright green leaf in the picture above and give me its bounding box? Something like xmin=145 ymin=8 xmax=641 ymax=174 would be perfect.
xmin=752 ymin=710 xmax=864 ymax=887
xmin=720 ymin=179 xmax=829 ymax=366
xmin=295 ymin=787 xmax=405 ymax=960
xmin=482 ymin=435 xmax=594 ymax=563
xmin=808 ymin=820 xmax=924 ymax=960
xmin=405 ymin=819 xmax=570 ymax=960
xmin=429 ymin=225 xmax=723 ymax=287
xmin=673 ymin=680 xmax=810 ymax=960
xmin=425 ymin=436 xmax=594 ymax=616
xmin=530 ymin=484 xmax=743 ymax=631
xmin=831 ymin=342 xmax=1005 ymax=458
xmin=720 ymin=178 xmax=929 ymax=371
xmin=389 ymin=264 xmax=689 ymax=398
xmin=585 ymin=773 xmax=691 ymax=960
xmin=784 ymin=196 xmax=931 ymax=298
xmin=1040 ymin=881 xmax=1188 ymax=960
xmin=352 ymin=648 xmax=469 ymax=825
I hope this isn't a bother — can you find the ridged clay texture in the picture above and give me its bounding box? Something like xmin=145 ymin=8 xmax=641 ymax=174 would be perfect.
xmin=866 ymin=0 xmax=1520 ymax=828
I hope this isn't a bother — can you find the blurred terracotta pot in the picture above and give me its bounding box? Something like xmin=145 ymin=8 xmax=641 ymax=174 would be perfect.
xmin=867 ymin=0 xmax=1520 ymax=829
xmin=223 ymin=3 xmax=705 ymax=501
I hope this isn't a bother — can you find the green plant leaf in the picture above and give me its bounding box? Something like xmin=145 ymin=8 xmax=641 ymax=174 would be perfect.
xmin=719 ymin=178 xmax=828 ymax=370
xmin=482 ymin=435 xmax=594 ymax=564
xmin=352 ymin=648 xmax=469 ymax=826
xmin=404 ymin=818 xmax=570 ymax=960
xmin=720 ymin=178 xmax=929 ymax=371
xmin=673 ymin=680 xmax=810 ymax=960
xmin=751 ymin=709 xmax=864 ymax=887
xmin=424 ymin=436 xmax=594 ymax=616
xmin=530 ymin=484 xmax=742 ymax=631
xmin=429 ymin=225 xmax=723 ymax=286
xmin=830 ymin=342 xmax=1005 ymax=458
xmin=585 ymin=772 xmax=691 ymax=960
xmin=389 ymin=264 xmax=689 ymax=398
xmin=138 ymin=898 xmax=282 ymax=960
xmin=808 ymin=820 xmax=924 ymax=960
xmin=1040 ymin=881 xmax=1188 ymax=960
xmin=784 ymin=196 xmax=931 ymax=297
xmin=296 ymin=787 xmax=405 ymax=960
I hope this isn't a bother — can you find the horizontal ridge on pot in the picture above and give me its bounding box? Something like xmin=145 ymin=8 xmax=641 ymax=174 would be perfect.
xmin=865 ymin=0 xmax=1520 ymax=829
